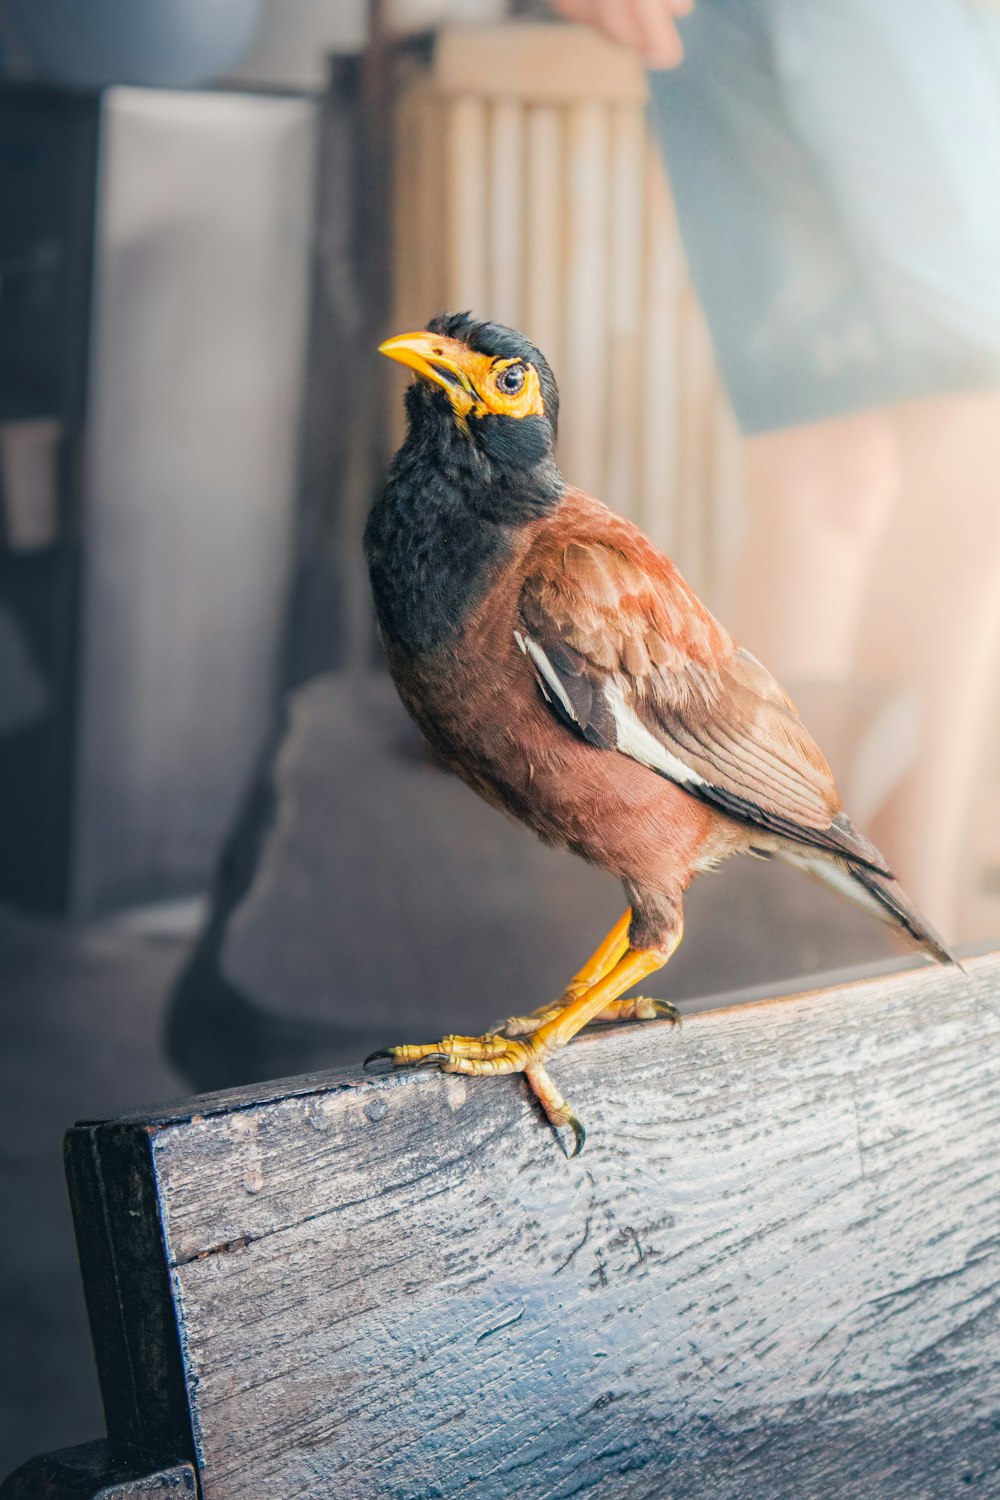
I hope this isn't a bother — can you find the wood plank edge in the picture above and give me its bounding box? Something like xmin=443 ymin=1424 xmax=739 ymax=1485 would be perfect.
xmin=63 ymin=1127 xmax=197 ymax=1463
xmin=75 ymin=951 xmax=998 ymax=1134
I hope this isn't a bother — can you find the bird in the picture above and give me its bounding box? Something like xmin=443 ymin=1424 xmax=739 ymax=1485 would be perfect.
xmin=364 ymin=312 xmax=954 ymax=1155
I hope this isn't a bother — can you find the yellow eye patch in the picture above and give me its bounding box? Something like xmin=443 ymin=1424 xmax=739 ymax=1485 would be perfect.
xmin=477 ymin=356 xmax=545 ymax=419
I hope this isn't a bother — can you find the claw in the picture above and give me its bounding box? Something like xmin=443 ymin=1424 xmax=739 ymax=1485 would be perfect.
xmin=364 ymin=1047 xmax=451 ymax=1071
xmin=565 ymin=1113 xmax=587 ymax=1159
xmin=653 ymin=999 xmax=682 ymax=1025
xmin=363 ymin=1048 xmax=395 ymax=1071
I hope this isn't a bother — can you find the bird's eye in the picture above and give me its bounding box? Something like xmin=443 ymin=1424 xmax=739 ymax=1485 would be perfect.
xmin=496 ymin=363 xmax=526 ymax=395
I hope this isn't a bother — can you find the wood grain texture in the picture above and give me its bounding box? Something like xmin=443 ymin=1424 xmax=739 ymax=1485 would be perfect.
xmin=66 ymin=955 xmax=999 ymax=1499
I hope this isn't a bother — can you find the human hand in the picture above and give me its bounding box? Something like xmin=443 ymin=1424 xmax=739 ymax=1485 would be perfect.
xmin=551 ymin=0 xmax=693 ymax=69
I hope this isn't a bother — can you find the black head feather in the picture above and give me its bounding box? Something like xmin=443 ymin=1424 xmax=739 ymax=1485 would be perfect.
xmin=426 ymin=311 xmax=560 ymax=435
xmin=366 ymin=312 xmax=565 ymax=655
xmin=398 ymin=313 xmax=563 ymax=512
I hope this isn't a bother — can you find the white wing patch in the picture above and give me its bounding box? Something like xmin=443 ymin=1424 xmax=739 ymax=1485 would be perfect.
xmin=515 ymin=631 xmax=709 ymax=785
xmin=514 ymin=631 xmax=578 ymax=723
xmin=602 ymin=679 xmax=707 ymax=788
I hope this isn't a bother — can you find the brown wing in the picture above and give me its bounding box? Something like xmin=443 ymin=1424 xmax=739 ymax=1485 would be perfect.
xmin=518 ymin=516 xmax=892 ymax=875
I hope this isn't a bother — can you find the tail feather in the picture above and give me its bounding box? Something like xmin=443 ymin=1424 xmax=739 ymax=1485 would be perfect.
xmin=847 ymin=863 xmax=959 ymax=968
xmin=783 ymin=849 xmax=959 ymax=967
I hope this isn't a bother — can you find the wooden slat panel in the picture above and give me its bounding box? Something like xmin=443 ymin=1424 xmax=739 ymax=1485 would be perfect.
xmin=638 ymin=136 xmax=680 ymax=553
xmin=393 ymin=72 xmax=448 ymax=330
xmin=445 ymin=96 xmax=488 ymax=310
xmin=486 ymin=100 xmax=524 ymax=327
xmin=434 ymin=24 xmax=648 ymax=106
xmin=68 ymin=955 xmax=1000 ymax=1499
xmin=603 ymin=103 xmax=645 ymax=522
xmin=560 ymin=101 xmax=610 ymax=497
xmin=416 ymin=84 xmax=447 ymax=320
xmin=522 ymin=104 xmax=563 ymax=382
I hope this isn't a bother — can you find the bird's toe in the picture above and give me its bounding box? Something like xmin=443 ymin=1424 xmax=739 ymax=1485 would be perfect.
xmin=362 ymin=1033 xmax=535 ymax=1077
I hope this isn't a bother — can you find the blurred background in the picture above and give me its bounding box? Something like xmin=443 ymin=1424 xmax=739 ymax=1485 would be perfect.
xmin=2 ymin=0 xmax=999 ymax=1477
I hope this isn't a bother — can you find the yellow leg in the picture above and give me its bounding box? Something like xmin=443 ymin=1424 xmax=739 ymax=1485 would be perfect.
xmin=364 ymin=918 xmax=682 ymax=1155
xmin=500 ymin=910 xmax=631 ymax=1036
xmin=529 ymin=945 xmax=672 ymax=1055
xmin=503 ymin=990 xmax=679 ymax=1035
xmin=565 ymin=910 xmax=632 ymax=995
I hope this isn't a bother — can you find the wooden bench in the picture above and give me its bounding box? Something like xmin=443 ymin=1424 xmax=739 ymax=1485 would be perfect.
xmin=4 ymin=952 xmax=998 ymax=1499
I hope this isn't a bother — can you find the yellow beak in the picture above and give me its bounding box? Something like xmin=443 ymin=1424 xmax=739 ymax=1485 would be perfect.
xmin=378 ymin=330 xmax=477 ymax=409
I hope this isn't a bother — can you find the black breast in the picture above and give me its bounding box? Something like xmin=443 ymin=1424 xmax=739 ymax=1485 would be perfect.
xmin=365 ymin=454 xmax=514 ymax=656
xmin=365 ymin=395 xmax=561 ymax=657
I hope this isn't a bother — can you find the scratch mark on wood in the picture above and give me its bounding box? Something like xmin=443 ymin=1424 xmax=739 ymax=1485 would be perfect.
xmin=476 ymin=1304 xmax=527 ymax=1344
xmin=179 ymin=1235 xmax=252 ymax=1266
xmin=554 ymin=1217 xmax=592 ymax=1276
xmin=623 ymin=1225 xmax=646 ymax=1267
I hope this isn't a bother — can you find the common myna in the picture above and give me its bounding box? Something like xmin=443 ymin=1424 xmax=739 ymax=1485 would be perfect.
xmin=365 ymin=313 xmax=953 ymax=1153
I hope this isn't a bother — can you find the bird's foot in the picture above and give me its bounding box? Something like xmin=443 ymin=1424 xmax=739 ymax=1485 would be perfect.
xmin=365 ymin=1031 xmax=534 ymax=1076
xmin=500 ymin=995 xmax=680 ymax=1038
xmin=364 ymin=1035 xmax=586 ymax=1156
xmin=362 ymin=936 xmax=675 ymax=1159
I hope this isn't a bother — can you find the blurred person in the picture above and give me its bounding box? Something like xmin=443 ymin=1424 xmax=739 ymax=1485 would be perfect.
xmin=554 ymin=0 xmax=1000 ymax=938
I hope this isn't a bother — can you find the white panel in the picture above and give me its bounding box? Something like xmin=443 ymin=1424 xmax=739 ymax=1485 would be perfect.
xmin=74 ymin=87 xmax=317 ymax=912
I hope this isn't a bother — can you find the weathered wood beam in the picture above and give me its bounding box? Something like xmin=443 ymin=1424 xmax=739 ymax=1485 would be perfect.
xmin=9 ymin=953 xmax=1000 ymax=1498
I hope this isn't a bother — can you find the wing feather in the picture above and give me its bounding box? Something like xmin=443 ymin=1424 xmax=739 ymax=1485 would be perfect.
xmin=518 ymin=508 xmax=893 ymax=876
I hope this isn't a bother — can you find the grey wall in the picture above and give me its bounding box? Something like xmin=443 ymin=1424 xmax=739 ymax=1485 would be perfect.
xmin=72 ymin=87 xmax=317 ymax=914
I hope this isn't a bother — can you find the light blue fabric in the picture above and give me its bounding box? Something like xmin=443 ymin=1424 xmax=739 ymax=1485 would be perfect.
xmin=649 ymin=0 xmax=1000 ymax=431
